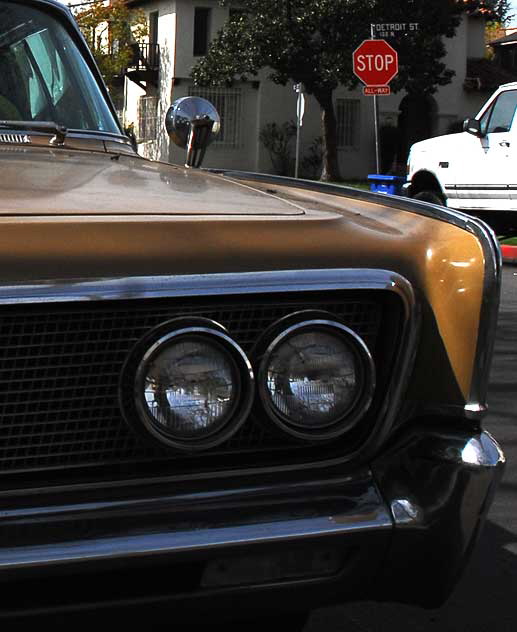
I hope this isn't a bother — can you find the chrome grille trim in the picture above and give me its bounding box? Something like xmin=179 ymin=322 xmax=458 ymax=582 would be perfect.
xmin=0 ymin=270 xmax=416 ymax=481
xmin=0 ymin=269 xmax=411 ymax=306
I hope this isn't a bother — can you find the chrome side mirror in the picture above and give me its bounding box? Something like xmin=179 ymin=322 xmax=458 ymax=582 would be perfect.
xmin=463 ymin=117 xmax=482 ymax=137
xmin=165 ymin=96 xmax=220 ymax=168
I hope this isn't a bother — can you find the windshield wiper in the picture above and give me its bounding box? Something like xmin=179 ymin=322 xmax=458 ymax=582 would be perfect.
xmin=0 ymin=120 xmax=68 ymax=145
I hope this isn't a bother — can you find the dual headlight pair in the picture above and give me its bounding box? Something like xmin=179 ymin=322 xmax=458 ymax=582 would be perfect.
xmin=120 ymin=313 xmax=376 ymax=452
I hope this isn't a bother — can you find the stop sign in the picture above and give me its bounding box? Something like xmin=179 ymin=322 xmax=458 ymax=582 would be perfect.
xmin=353 ymin=39 xmax=398 ymax=86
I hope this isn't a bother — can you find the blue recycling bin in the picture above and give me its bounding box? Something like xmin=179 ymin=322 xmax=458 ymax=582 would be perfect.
xmin=368 ymin=174 xmax=406 ymax=196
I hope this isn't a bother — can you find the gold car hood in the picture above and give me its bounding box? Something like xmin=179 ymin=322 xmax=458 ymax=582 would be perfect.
xmin=0 ymin=147 xmax=491 ymax=409
xmin=0 ymin=147 xmax=305 ymax=216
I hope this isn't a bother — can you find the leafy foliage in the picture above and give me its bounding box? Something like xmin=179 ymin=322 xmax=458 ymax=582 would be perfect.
xmin=74 ymin=0 xmax=148 ymax=88
xmin=301 ymin=137 xmax=324 ymax=179
xmin=484 ymin=1 xmax=513 ymax=53
xmin=259 ymin=121 xmax=296 ymax=176
xmin=464 ymin=0 xmax=513 ymax=23
xmin=192 ymin=1 xmax=477 ymax=97
xmin=493 ymin=0 xmax=513 ymax=22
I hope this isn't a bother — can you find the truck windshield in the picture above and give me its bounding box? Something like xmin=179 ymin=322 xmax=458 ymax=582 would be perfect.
xmin=0 ymin=1 xmax=120 ymax=134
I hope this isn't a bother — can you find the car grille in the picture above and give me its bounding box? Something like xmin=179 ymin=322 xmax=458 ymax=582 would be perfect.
xmin=0 ymin=292 xmax=398 ymax=482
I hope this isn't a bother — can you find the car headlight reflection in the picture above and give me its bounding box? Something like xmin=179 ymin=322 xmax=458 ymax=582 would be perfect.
xmin=143 ymin=337 xmax=238 ymax=440
xmin=258 ymin=320 xmax=375 ymax=440
xmin=121 ymin=318 xmax=254 ymax=451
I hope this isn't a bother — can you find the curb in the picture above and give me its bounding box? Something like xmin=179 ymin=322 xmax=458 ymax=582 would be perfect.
xmin=500 ymin=243 xmax=517 ymax=264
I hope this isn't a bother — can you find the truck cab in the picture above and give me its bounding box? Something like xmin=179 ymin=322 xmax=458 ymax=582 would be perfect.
xmin=406 ymin=82 xmax=517 ymax=232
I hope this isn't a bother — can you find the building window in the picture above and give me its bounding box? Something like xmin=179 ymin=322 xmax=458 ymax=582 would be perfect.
xmin=189 ymin=87 xmax=242 ymax=147
xmin=193 ymin=8 xmax=211 ymax=56
xmin=336 ymin=99 xmax=360 ymax=149
xmin=137 ymin=95 xmax=158 ymax=142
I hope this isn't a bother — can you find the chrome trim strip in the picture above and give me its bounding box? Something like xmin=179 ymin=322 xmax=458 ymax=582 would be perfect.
xmin=0 ymin=129 xmax=131 ymax=152
xmin=450 ymin=184 xmax=516 ymax=191
xmin=467 ymin=220 xmax=501 ymax=412
xmin=0 ymin=133 xmax=31 ymax=145
xmin=384 ymin=430 xmax=505 ymax=529
xmin=405 ymin=402 xmax=489 ymax=422
xmin=464 ymin=402 xmax=489 ymax=419
xmin=414 ymin=430 xmax=505 ymax=469
xmin=0 ymin=269 xmax=411 ymax=305
xmin=0 ymin=507 xmax=392 ymax=571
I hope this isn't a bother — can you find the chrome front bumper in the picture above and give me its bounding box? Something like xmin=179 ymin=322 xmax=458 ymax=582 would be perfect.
xmin=0 ymin=426 xmax=504 ymax=620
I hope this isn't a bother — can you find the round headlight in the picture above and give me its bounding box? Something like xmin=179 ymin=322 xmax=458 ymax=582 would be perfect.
xmin=121 ymin=319 xmax=254 ymax=451
xmin=258 ymin=320 xmax=375 ymax=440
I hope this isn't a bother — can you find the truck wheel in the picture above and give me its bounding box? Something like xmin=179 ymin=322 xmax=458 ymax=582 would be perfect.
xmin=413 ymin=190 xmax=445 ymax=205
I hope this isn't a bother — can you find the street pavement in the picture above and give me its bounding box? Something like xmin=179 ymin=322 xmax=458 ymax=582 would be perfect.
xmin=307 ymin=264 xmax=517 ymax=632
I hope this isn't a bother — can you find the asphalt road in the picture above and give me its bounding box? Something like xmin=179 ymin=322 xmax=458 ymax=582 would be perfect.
xmin=307 ymin=264 xmax=517 ymax=632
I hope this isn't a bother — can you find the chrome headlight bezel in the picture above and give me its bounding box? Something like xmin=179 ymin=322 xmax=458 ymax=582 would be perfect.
xmin=256 ymin=315 xmax=376 ymax=441
xmin=119 ymin=318 xmax=255 ymax=451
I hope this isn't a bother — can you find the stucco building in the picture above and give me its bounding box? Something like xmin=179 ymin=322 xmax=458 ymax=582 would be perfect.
xmin=123 ymin=1 xmax=497 ymax=178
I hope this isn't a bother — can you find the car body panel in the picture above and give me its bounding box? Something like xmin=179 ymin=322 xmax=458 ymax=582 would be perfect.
xmin=0 ymin=0 xmax=505 ymax=621
xmin=0 ymin=151 xmax=486 ymax=409
xmin=0 ymin=147 xmax=304 ymax=216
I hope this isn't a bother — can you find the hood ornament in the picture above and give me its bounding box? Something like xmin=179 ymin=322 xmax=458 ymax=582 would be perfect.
xmin=166 ymin=97 xmax=220 ymax=168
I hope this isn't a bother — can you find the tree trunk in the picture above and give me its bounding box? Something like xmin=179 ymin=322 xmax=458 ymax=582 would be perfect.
xmin=315 ymin=89 xmax=342 ymax=182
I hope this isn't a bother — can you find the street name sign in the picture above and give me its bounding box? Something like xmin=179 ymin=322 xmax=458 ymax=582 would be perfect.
xmin=373 ymin=23 xmax=419 ymax=38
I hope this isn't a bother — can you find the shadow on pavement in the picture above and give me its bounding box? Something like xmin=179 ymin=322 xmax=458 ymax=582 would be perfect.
xmin=307 ymin=520 xmax=517 ymax=632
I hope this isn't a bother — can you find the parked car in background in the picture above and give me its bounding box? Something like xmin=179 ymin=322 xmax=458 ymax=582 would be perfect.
xmin=405 ymin=82 xmax=517 ymax=233
xmin=0 ymin=0 xmax=505 ymax=627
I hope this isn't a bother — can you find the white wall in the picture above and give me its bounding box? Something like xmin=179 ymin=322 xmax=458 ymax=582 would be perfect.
xmin=174 ymin=0 xmax=226 ymax=79
xmin=430 ymin=15 xmax=491 ymax=134
xmin=467 ymin=15 xmax=486 ymax=59
xmin=130 ymin=1 xmax=176 ymax=160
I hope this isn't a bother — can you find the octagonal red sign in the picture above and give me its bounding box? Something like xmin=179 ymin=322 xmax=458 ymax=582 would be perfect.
xmin=353 ymin=39 xmax=398 ymax=87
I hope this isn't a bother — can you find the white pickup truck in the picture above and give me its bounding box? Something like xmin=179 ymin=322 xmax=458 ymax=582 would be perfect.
xmin=405 ymin=82 xmax=517 ymax=232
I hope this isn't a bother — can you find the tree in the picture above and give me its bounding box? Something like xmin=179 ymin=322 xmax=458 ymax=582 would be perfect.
xmin=484 ymin=0 xmax=513 ymax=23
xmin=484 ymin=1 xmax=513 ymax=48
xmin=191 ymin=0 xmax=498 ymax=181
xmin=74 ymin=0 xmax=148 ymax=90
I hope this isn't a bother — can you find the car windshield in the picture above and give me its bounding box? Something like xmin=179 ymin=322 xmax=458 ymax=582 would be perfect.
xmin=0 ymin=0 xmax=119 ymax=134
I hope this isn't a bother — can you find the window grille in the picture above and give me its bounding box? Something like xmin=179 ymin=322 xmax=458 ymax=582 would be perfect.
xmin=336 ymin=99 xmax=360 ymax=149
xmin=137 ymin=95 xmax=158 ymax=142
xmin=189 ymin=87 xmax=242 ymax=148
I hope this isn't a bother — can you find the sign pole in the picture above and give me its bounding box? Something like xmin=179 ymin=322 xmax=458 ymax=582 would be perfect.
xmin=371 ymin=24 xmax=381 ymax=174
xmin=294 ymin=83 xmax=305 ymax=179
xmin=295 ymin=92 xmax=301 ymax=178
